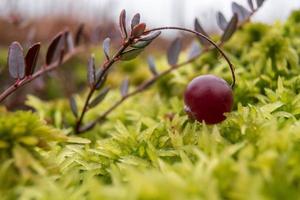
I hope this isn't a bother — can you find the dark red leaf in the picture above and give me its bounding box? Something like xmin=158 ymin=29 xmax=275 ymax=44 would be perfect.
xmin=58 ymin=49 xmax=65 ymax=65
xmin=167 ymin=38 xmax=182 ymax=66
xmin=103 ymin=37 xmax=111 ymax=60
xmin=140 ymin=31 xmax=161 ymax=41
xmin=194 ymin=18 xmax=210 ymax=46
xmin=221 ymin=13 xmax=238 ymax=42
xmin=216 ymin=12 xmax=228 ymax=31
xmin=78 ymin=121 xmax=96 ymax=133
xmin=95 ymin=69 xmax=108 ymax=90
xmin=131 ymin=23 xmax=146 ymax=38
xmin=46 ymin=32 xmax=65 ymax=65
xmin=256 ymin=0 xmax=265 ymax=8
xmin=89 ymin=87 xmax=110 ymax=108
xmin=66 ymin=32 xmax=74 ymax=51
xmin=247 ymin=0 xmax=254 ymax=11
xmin=8 ymin=41 xmax=25 ymax=79
xmin=119 ymin=9 xmax=127 ymax=39
xmin=25 ymin=42 xmax=40 ymax=76
xmin=69 ymin=96 xmax=78 ymax=118
xmin=131 ymin=40 xmax=151 ymax=49
xmin=232 ymin=2 xmax=251 ymax=22
xmin=188 ymin=41 xmax=201 ymax=60
xmin=120 ymin=78 xmax=129 ymax=97
xmin=75 ymin=24 xmax=84 ymax=46
xmin=87 ymin=55 xmax=96 ymax=87
xmin=120 ymin=48 xmax=143 ymax=61
xmin=131 ymin=13 xmax=141 ymax=30
xmin=147 ymin=56 xmax=158 ymax=76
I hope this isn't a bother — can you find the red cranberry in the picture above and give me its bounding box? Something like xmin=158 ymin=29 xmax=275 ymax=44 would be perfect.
xmin=184 ymin=74 xmax=233 ymax=124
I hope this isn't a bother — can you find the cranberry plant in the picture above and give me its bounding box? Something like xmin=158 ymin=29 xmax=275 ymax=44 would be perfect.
xmin=4 ymin=0 xmax=300 ymax=199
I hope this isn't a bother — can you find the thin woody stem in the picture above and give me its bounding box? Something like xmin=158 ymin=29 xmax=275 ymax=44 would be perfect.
xmin=74 ymin=39 xmax=132 ymax=133
xmin=144 ymin=27 xmax=236 ymax=88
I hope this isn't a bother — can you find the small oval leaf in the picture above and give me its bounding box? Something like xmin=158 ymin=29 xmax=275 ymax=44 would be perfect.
xmin=247 ymin=0 xmax=254 ymax=11
xmin=8 ymin=41 xmax=25 ymax=79
xmin=131 ymin=40 xmax=151 ymax=49
xmin=75 ymin=24 xmax=84 ymax=46
xmin=232 ymin=2 xmax=251 ymax=22
xmin=69 ymin=96 xmax=78 ymax=118
xmin=256 ymin=0 xmax=265 ymax=8
xmin=147 ymin=56 xmax=158 ymax=76
xmin=167 ymin=38 xmax=182 ymax=66
xmin=87 ymin=55 xmax=96 ymax=87
xmin=95 ymin=74 xmax=107 ymax=90
xmin=103 ymin=37 xmax=111 ymax=60
xmin=194 ymin=18 xmax=210 ymax=46
xmin=120 ymin=48 xmax=143 ymax=61
xmin=188 ymin=41 xmax=201 ymax=60
xmin=131 ymin=13 xmax=140 ymax=30
xmin=221 ymin=13 xmax=238 ymax=42
xmin=66 ymin=32 xmax=75 ymax=51
xmin=131 ymin=23 xmax=146 ymax=38
xmin=140 ymin=31 xmax=161 ymax=41
xmin=95 ymin=69 xmax=107 ymax=90
xmin=119 ymin=9 xmax=127 ymax=39
xmin=216 ymin=12 xmax=228 ymax=31
xmin=46 ymin=32 xmax=65 ymax=65
xmin=58 ymin=49 xmax=65 ymax=65
xmin=25 ymin=42 xmax=40 ymax=76
xmin=120 ymin=78 xmax=129 ymax=97
xmin=78 ymin=121 xmax=96 ymax=133
xmin=89 ymin=87 xmax=110 ymax=108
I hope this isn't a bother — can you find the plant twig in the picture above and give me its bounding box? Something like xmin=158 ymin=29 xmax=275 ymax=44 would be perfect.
xmin=75 ymin=26 xmax=232 ymax=134
xmin=74 ymin=39 xmax=132 ymax=133
xmin=76 ymin=8 xmax=261 ymax=133
xmin=146 ymin=27 xmax=236 ymax=87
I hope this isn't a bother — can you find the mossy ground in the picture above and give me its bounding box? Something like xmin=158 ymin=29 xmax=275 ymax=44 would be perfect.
xmin=1 ymin=11 xmax=300 ymax=200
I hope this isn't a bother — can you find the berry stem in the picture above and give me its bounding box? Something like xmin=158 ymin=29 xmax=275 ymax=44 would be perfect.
xmin=144 ymin=27 xmax=236 ymax=88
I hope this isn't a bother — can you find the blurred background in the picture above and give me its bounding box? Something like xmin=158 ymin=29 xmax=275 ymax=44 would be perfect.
xmin=0 ymin=0 xmax=299 ymax=45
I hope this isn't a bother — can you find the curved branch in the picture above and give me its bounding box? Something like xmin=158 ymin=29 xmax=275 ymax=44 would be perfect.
xmin=74 ymin=39 xmax=132 ymax=133
xmin=145 ymin=26 xmax=236 ymax=88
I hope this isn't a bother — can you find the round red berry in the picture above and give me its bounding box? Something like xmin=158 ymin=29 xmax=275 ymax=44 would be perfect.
xmin=184 ymin=74 xmax=233 ymax=124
